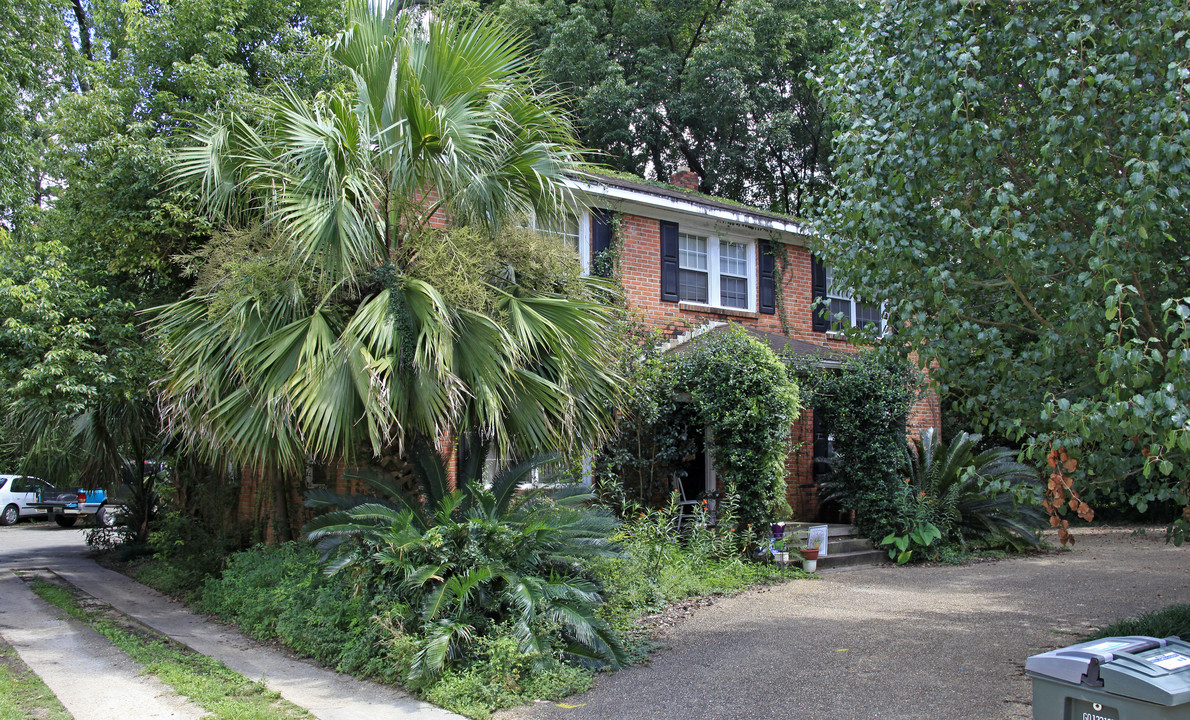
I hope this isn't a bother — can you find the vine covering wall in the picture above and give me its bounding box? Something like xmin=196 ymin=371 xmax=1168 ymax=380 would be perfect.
xmin=790 ymin=350 xmax=922 ymax=541
xmin=599 ymin=323 xmax=801 ymax=528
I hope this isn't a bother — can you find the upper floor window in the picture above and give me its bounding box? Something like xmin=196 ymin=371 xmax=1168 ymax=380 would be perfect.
xmin=529 ymin=209 xmax=591 ymax=274
xmin=676 ymin=232 xmax=752 ymax=310
xmin=824 ymin=264 xmax=883 ymax=332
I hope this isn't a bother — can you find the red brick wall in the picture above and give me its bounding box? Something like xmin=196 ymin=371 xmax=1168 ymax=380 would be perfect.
xmin=610 ymin=210 xmax=942 ymax=521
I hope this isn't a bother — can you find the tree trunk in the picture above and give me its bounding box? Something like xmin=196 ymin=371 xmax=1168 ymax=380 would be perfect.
xmin=270 ymin=471 xmax=295 ymax=543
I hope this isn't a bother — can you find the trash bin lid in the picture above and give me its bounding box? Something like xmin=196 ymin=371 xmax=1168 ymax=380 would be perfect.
xmin=1026 ymin=636 xmax=1190 ymax=707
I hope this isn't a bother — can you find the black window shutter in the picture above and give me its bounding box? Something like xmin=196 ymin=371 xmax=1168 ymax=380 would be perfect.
xmin=591 ymin=209 xmax=614 ymax=278
xmin=811 ymin=255 xmax=829 ymax=332
xmin=758 ymin=240 xmax=776 ymax=315
xmin=660 ymin=220 xmax=679 ymax=303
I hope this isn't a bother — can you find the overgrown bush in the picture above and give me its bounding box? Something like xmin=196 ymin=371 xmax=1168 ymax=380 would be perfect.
xmin=600 ymin=323 xmax=801 ymax=527
xmin=196 ymin=464 xmax=804 ymax=718
xmin=198 ymin=542 xmax=414 ymax=682
xmin=139 ymin=459 xmax=249 ymax=597
xmin=422 ymin=630 xmax=593 ymax=719
xmin=590 ymin=490 xmax=802 ymax=662
xmin=304 ymin=437 xmax=625 ymax=683
xmin=792 ymin=349 xmax=921 ymax=542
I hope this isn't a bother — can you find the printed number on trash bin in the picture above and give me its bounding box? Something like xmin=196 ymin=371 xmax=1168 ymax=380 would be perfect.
xmin=1070 ymin=699 xmax=1118 ymax=720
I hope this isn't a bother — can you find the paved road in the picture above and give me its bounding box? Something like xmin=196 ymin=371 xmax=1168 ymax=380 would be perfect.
xmin=499 ymin=526 xmax=1190 ymax=720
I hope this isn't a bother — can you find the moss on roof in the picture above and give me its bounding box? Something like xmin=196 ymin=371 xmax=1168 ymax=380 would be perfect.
xmin=577 ymin=167 xmax=809 ymax=226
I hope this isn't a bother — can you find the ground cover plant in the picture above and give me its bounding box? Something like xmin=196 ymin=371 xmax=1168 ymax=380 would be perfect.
xmin=1089 ymin=603 xmax=1190 ymax=642
xmin=29 ymin=576 xmax=312 ymax=720
xmin=194 ymin=473 xmax=803 ymax=718
xmin=591 ymin=490 xmax=805 ymax=663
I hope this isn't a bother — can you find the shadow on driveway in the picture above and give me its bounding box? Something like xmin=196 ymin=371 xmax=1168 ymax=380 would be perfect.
xmin=499 ymin=527 xmax=1189 ymax=720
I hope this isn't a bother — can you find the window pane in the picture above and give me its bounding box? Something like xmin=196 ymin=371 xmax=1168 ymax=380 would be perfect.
xmin=856 ymin=303 xmax=882 ymax=329
xmin=825 ymin=264 xmax=852 ymax=299
xmin=721 ymin=276 xmax=747 ymax=308
xmin=829 ymin=297 xmax=852 ymax=327
xmin=679 ymin=269 xmax=709 ymax=303
xmin=720 ymin=240 xmax=747 ymax=277
xmin=533 ymin=213 xmax=580 ymax=252
xmin=678 ymin=233 xmax=708 ymax=270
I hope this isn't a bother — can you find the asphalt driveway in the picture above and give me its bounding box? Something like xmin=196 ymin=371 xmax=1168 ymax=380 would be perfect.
xmin=499 ymin=526 xmax=1190 ymax=720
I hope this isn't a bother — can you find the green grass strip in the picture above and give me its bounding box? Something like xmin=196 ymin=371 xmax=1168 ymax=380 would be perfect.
xmin=0 ymin=638 xmax=73 ymax=720
xmin=30 ymin=578 xmax=313 ymax=720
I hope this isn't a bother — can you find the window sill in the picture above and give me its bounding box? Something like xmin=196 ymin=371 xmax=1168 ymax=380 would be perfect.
xmin=678 ymin=302 xmax=758 ymax=320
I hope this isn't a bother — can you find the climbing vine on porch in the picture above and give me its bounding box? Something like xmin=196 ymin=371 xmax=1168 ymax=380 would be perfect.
xmin=766 ymin=237 xmax=794 ymax=337
xmin=598 ymin=323 xmax=801 ymax=529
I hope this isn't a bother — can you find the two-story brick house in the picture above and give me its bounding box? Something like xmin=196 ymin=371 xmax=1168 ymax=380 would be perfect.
xmin=235 ymin=168 xmax=941 ymax=532
xmin=562 ymin=169 xmax=942 ymax=521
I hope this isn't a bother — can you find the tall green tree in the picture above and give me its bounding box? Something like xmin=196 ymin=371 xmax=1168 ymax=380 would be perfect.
xmin=455 ymin=0 xmax=855 ymax=215
xmin=0 ymin=0 xmax=347 ymax=502
xmin=813 ymin=0 xmax=1189 ymax=526
xmin=47 ymin=0 xmax=345 ymax=296
xmin=156 ymin=2 xmax=624 ymax=477
xmin=0 ymin=0 xmax=76 ymax=232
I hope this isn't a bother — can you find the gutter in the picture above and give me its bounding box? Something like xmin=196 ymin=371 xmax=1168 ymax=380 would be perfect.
xmin=563 ymin=177 xmax=815 ymax=239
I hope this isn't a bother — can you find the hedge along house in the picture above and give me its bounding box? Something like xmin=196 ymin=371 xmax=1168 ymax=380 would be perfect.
xmin=564 ymin=169 xmax=942 ymax=522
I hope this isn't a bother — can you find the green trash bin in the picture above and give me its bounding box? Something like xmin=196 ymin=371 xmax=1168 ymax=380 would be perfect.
xmin=1026 ymin=635 xmax=1190 ymax=719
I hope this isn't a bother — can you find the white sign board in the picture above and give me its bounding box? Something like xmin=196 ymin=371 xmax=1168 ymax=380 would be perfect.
xmin=807 ymin=525 xmax=829 ymax=557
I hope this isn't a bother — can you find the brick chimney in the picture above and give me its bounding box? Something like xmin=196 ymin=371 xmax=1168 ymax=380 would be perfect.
xmin=669 ymin=166 xmax=700 ymax=191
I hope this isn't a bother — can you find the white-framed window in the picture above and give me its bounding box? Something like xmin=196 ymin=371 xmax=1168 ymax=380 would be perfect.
xmin=677 ymin=231 xmax=755 ymax=310
xmin=530 ymin=209 xmax=591 ymax=274
xmin=824 ymin=265 xmax=884 ymax=332
xmin=482 ymin=452 xmax=592 ymax=489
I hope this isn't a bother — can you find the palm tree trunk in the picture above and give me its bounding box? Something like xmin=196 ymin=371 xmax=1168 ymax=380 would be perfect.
xmin=270 ymin=471 xmax=295 ymax=543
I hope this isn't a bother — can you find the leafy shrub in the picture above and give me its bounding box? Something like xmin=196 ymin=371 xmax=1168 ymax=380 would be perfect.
xmin=792 ymin=349 xmax=921 ymax=541
xmin=304 ymin=437 xmax=625 ymax=683
xmin=905 ymin=429 xmax=1047 ymax=550
xmin=197 ymin=542 xmax=413 ymax=682
xmin=589 ymin=492 xmax=799 ymax=662
xmin=422 ymin=630 xmax=593 ymax=719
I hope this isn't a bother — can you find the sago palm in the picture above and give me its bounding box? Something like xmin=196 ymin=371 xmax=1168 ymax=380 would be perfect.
xmin=303 ymin=435 xmax=625 ymax=681
xmin=905 ymin=429 xmax=1048 ymax=549
xmin=155 ymin=2 xmax=622 ymax=474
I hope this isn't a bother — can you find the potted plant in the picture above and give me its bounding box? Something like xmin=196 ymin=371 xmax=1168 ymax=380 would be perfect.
xmin=770 ymin=522 xmax=792 ymax=565
xmin=799 ymin=538 xmax=821 ymax=572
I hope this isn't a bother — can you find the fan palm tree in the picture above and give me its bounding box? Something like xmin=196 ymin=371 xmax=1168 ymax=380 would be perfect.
xmin=155 ymin=2 xmax=623 ymax=476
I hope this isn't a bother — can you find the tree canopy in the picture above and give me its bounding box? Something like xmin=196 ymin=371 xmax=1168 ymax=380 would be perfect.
xmin=155 ymin=2 xmax=625 ymax=474
xmin=0 ymin=0 xmax=344 ymax=483
xmin=814 ymin=0 xmax=1189 ymax=530
xmin=454 ymin=0 xmax=856 ymax=216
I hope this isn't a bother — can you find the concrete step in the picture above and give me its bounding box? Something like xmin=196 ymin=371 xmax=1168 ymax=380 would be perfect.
xmin=784 ymin=523 xmax=858 ymax=538
xmin=826 ymin=537 xmax=875 ymax=554
xmin=817 ymin=548 xmax=888 ymax=571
